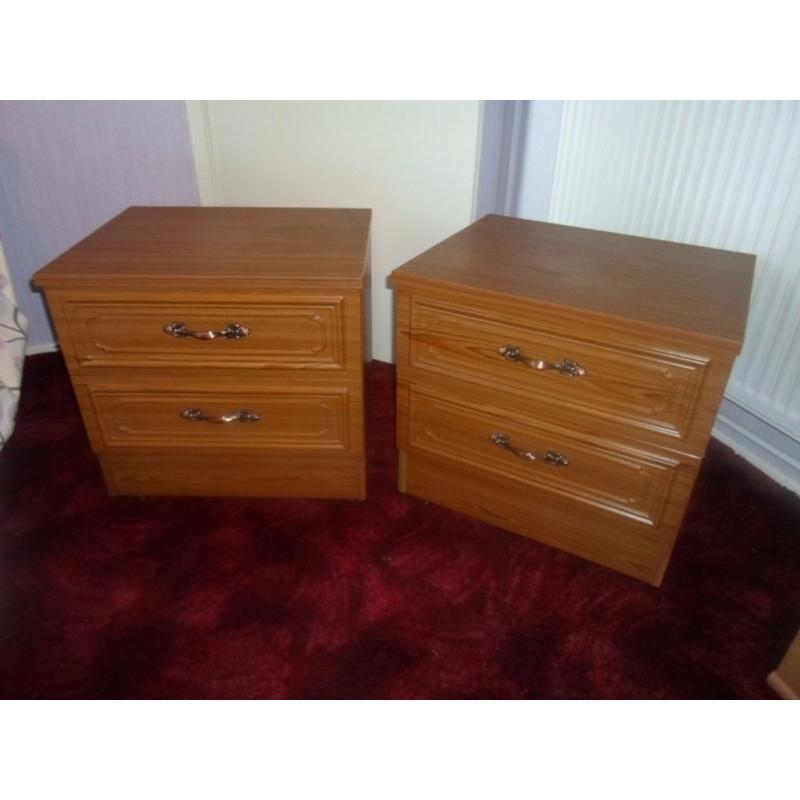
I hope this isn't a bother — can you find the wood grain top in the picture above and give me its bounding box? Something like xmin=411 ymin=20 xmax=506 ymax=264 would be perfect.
xmin=391 ymin=215 xmax=755 ymax=347
xmin=34 ymin=206 xmax=372 ymax=288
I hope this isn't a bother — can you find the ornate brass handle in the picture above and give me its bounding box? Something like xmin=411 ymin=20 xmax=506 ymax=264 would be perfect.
xmin=489 ymin=432 xmax=569 ymax=466
xmin=164 ymin=322 xmax=251 ymax=340
xmin=181 ymin=408 xmax=261 ymax=424
xmin=497 ymin=345 xmax=586 ymax=377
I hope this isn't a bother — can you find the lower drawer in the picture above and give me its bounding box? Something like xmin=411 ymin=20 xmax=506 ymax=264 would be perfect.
xmin=400 ymin=449 xmax=688 ymax=585
xmin=77 ymin=383 xmax=357 ymax=454
xmin=100 ymin=452 xmax=366 ymax=499
xmin=400 ymin=384 xmax=684 ymax=529
xmin=397 ymin=384 xmax=702 ymax=584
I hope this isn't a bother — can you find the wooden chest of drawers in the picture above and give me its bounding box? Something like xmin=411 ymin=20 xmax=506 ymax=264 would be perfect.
xmin=391 ymin=215 xmax=754 ymax=585
xmin=34 ymin=206 xmax=371 ymax=499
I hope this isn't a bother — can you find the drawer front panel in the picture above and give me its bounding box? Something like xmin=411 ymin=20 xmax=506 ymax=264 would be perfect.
xmin=404 ymin=386 xmax=680 ymax=529
xmin=402 ymin=449 xmax=672 ymax=585
xmin=85 ymin=386 xmax=352 ymax=452
xmin=63 ymin=297 xmax=347 ymax=370
xmin=406 ymin=296 xmax=711 ymax=445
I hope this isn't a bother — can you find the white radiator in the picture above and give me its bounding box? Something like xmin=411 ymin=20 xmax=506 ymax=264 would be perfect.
xmin=545 ymin=100 xmax=800 ymax=442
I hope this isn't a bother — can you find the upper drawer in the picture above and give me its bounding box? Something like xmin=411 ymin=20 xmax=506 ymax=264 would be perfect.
xmin=58 ymin=296 xmax=349 ymax=371
xmin=402 ymin=295 xmax=720 ymax=451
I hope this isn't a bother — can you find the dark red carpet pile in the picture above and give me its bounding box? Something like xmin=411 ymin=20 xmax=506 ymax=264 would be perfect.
xmin=1 ymin=353 xmax=799 ymax=699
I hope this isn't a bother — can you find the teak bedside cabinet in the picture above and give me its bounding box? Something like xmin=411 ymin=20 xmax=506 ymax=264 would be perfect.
xmin=391 ymin=215 xmax=754 ymax=585
xmin=34 ymin=206 xmax=372 ymax=499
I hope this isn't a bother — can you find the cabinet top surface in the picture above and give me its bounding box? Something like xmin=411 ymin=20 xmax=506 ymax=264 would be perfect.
xmin=34 ymin=206 xmax=371 ymax=287
xmin=391 ymin=215 xmax=755 ymax=346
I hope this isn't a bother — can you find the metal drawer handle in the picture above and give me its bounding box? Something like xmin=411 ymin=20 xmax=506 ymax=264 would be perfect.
xmin=181 ymin=407 xmax=261 ymax=424
xmin=164 ymin=322 xmax=251 ymax=340
xmin=489 ymin=432 xmax=569 ymax=466
xmin=498 ymin=345 xmax=586 ymax=377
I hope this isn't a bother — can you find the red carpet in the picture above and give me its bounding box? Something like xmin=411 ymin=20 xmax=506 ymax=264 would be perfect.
xmin=1 ymin=353 xmax=799 ymax=698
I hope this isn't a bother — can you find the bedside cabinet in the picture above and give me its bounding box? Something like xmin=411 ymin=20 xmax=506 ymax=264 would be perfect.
xmin=391 ymin=215 xmax=754 ymax=585
xmin=34 ymin=207 xmax=371 ymax=499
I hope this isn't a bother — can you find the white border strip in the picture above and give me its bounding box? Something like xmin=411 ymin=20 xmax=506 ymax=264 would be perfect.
xmin=713 ymin=409 xmax=800 ymax=497
xmin=25 ymin=341 xmax=59 ymax=355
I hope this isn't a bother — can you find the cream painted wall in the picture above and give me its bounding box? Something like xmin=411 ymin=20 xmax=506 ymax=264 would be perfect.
xmin=186 ymin=101 xmax=482 ymax=362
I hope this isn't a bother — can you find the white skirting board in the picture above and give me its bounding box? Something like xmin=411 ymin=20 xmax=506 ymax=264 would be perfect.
xmin=25 ymin=341 xmax=59 ymax=355
xmin=713 ymin=398 xmax=800 ymax=497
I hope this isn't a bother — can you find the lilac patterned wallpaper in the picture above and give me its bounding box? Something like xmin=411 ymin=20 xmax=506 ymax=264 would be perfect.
xmin=0 ymin=101 xmax=199 ymax=346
